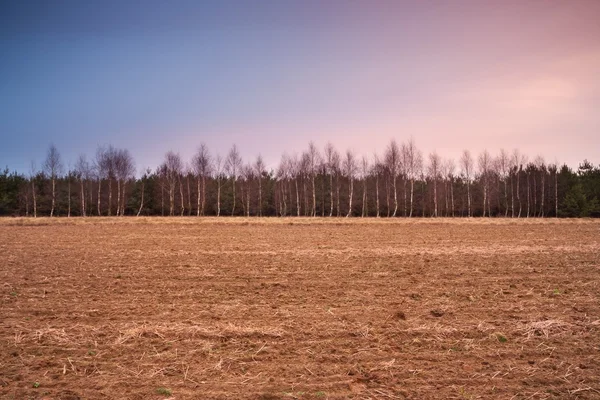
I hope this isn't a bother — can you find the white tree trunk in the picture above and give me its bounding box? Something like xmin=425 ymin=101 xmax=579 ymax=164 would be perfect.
xmin=433 ymin=178 xmax=438 ymax=217
xmin=312 ymin=176 xmax=316 ymax=217
xmin=197 ymin=178 xmax=201 ymax=216
xmin=376 ymin=173 xmax=380 ymax=217
xmin=362 ymin=178 xmax=367 ymax=217
xmin=217 ymin=179 xmax=221 ymax=216
xmin=392 ymin=176 xmax=398 ymax=217
xmin=346 ymin=178 xmax=353 ymax=217
xmin=539 ymin=173 xmax=545 ymax=217
xmin=80 ymin=179 xmax=86 ymax=217
xmin=97 ymin=179 xmax=102 ymax=216
xmin=108 ymin=179 xmax=113 ymax=216
xmin=67 ymin=177 xmax=71 ymax=217
xmin=295 ymin=179 xmax=300 ymax=216
xmin=32 ymin=180 xmax=37 ymax=218
xmin=50 ymin=178 xmax=56 ymax=217
xmin=137 ymin=180 xmax=145 ymax=217
xmin=231 ymin=179 xmax=236 ymax=216
xmin=467 ymin=181 xmax=471 ymax=217
xmin=409 ymin=179 xmax=414 ymax=218
xmin=329 ymin=174 xmax=333 ymax=217
xmin=258 ymin=178 xmax=262 ymax=217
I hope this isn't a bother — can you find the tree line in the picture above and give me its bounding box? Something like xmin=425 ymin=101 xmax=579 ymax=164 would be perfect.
xmin=1 ymin=140 xmax=599 ymax=218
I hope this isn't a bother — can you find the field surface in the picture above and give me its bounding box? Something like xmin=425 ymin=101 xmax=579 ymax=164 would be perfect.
xmin=1 ymin=218 xmax=599 ymax=400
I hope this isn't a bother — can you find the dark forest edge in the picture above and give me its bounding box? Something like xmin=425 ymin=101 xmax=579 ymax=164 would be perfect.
xmin=1 ymin=141 xmax=599 ymax=218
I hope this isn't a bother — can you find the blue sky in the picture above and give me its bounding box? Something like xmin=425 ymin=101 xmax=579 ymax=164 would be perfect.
xmin=1 ymin=0 xmax=599 ymax=174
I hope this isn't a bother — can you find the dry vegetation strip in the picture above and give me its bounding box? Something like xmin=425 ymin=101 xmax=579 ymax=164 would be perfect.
xmin=1 ymin=218 xmax=599 ymax=399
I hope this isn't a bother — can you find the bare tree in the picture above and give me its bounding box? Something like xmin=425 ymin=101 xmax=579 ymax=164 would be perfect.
xmin=137 ymin=168 xmax=151 ymax=216
xmin=214 ymin=154 xmax=224 ymax=217
xmin=95 ymin=146 xmax=119 ymax=216
xmin=361 ymin=156 xmax=369 ymax=217
xmin=66 ymin=164 xmax=73 ymax=217
xmin=323 ymin=143 xmax=338 ymax=217
xmin=115 ymin=149 xmax=135 ymax=216
xmin=332 ymin=150 xmax=341 ymax=217
xmin=254 ymin=155 xmax=265 ymax=217
xmin=276 ymin=154 xmax=290 ymax=216
xmin=372 ymin=154 xmax=383 ymax=217
xmin=75 ymin=155 xmax=90 ymax=217
xmin=299 ymin=152 xmax=310 ymax=216
xmin=241 ymin=163 xmax=254 ymax=216
xmin=428 ymin=152 xmax=441 ymax=217
xmin=30 ymin=161 xmax=38 ymax=218
xmin=385 ymin=140 xmax=401 ymax=217
xmin=43 ymin=144 xmax=63 ymax=217
xmin=343 ymin=150 xmax=357 ymax=217
xmin=192 ymin=144 xmax=212 ymax=216
xmin=163 ymin=151 xmax=183 ymax=216
xmin=512 ymin=149 xmax=526 ymax=218
xmin=497 ymin=149 xmax=510 ymax=217
xmin=460 ymin=150 xmax=474 ymax=217
xmin=548 ymin=161 xmax=558 ymax=218
xmin=403 ymin=138 xmax=421 ymax=217
xmin=478 ymin=150 xmax=492 ymax=217
xmin=225 ymin=145 xmax=242 ymax=216
xmin=287 ymin=154 xmax=301 ymax=216
xmin=446 ymin=159 xmax=456 ymax=217
xmin=95 ymin=147 xmax=106 ymax=216
xmin=535 ymin=156 xmax=546 ymax=217
xmin=307 ymin=142 xmax=320 ymax=217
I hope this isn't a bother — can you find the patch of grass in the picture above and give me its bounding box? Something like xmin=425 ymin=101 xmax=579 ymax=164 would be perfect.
xmin=315 ymin=392 xmax=326 ymax=397
xmin=156 ymin=387 xmax=172 ymax=397
xmin=32 ymin=382 xmax=40 ymax=388
xmin=496 ymin=333 xmax=508 ymax=343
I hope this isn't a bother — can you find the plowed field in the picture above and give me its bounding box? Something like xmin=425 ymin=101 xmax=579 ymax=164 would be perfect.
xmin=1 ymin=218 xmax=599 ymax=399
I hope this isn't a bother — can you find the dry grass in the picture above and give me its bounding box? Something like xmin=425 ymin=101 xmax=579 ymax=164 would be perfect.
xmin=0 ymin=218 xmax=599 ymax=399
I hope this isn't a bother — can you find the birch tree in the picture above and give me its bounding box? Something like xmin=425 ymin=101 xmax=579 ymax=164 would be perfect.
xmin=289 ymin=154 xmax=301 ymax=216
xmin=43 ymin=144 xmax=63 ymax=217
xmin=446 ymin=159 xmax=456 ymax=217
xmin=115 ymin=149 xmax=135 ymax=216
xmin=307 ymin=142 xmax=320 ymax=217
xmin=478 ymin=150 xmax=492 ymax=217
xmin=214 ymin=154 xmax=224 ymax=217
xmin=343 ymin=150 xmax=357 ymax=217
xmin=30 ymin=161 xmax=38 ymax=218
xmin=497 ymin=149 xmax=510 ymax=217
xmin=460 ymin=150 xmax=474 ymax=217
xmin=548 ymin=162 xmax=558 ymax=218
xmin=163 ymin=151 xmax=183 ymax=216
xmin=403 ymin=138 xmax=420 ymax=217
xmin=428 ymin=152 xmax=441 ymax=217
xmin=226 ymin=145 xmax=242 ymax=216
xmin=66 ymin=165 xmax=73 ymax=217
xmin=192 ymin=144 xmax=212 ymax=216
xmin=254 ymin=155 xmax=266 ymax=217
xmin=372 ymin=154 xmax=383 ymax=217
xmin=75 ymin=155 xmax=89 ymax=217
xmin=535 ymin=156 xmax=546 ymax=217
xmin=332 ymin=150 xmax=341 ymax=217
xmin=361 ymin=156 xmax=369 ymax=217
xmin=512 ymin=150 xmax=526 ymax=217
xmin=385 ymin=140 xmax=401 ymax=217
xmin=323 ymin=143 xmax=338 ymax=217
xmin=137 ymin=168 xmax=151 ymax=216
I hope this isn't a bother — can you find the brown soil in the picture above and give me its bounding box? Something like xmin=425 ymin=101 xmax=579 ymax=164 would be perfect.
xmin=1 ymin=217 xmax=599 ymax=399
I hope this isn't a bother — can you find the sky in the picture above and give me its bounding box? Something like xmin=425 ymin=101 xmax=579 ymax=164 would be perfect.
xmin=1 ymin=0 xmax=599 ymax=174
